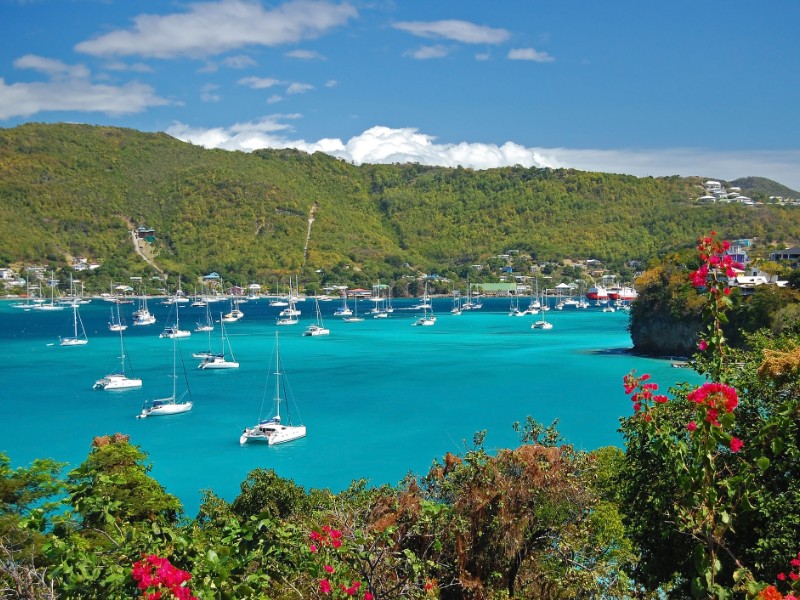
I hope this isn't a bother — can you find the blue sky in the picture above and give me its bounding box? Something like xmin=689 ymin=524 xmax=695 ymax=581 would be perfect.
xmin=2 ymin=0 xmax=799 ymax=190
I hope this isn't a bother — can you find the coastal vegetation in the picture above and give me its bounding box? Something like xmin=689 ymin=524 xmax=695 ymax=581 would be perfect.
xmin=1 ymin=232 xmax=799 ymax=598
xmin=1 ymin=123 xmax=800 ymax=296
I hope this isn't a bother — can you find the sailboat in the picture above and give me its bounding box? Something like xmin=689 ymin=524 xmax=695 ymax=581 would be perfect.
xmin=342 ymin=297 xmax=364 ymax=322
xmin=194 ymin=302 xmax=215 ymax=332
xmin=531 ymin=308 xmax=553 ymax=330
xmin=108 ymin=303 xmax=128 ymax=332
xmin=412 ymin=283 xmax=436 ymax=326
xmin=132 ymin=289 xmax=156 ymax=326
xmin=334 ymin=292 xmax=352 ymax=317
xmin=240 ymin=332 xmax=306 ymax=445
xmin=198 ymin=316 xmax=239 ymax=369
xmin=94 ymin=325 xmax=142 ymax=390
xmin=137 ymin=337 xmax=193 ymax=418
xmin=303 ymin=297 xmax=330 ymax=336
xmin=60 ymin=303 xmax=89 ymax=346
xmin=33 ymin=272 xmax=64 ymax=311
xmin=159 ymin=296 xmax=191 ymax=338
xmin=221 ymin=297 xmax=244 ymax=323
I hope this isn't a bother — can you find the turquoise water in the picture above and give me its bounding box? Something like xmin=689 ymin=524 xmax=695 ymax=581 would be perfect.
xmin=0 ymin=296 xmax=702 ymax=516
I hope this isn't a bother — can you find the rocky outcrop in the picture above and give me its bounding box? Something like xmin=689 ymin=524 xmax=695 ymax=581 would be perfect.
xmin=630 ymin=314 xmax=701 ymax=357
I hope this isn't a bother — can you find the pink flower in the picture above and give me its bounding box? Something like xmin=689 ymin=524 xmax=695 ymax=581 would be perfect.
xmin=324 ymin=565 xmax=335 ymax=574
xmin=309 ymin=544 xmax=318 ymax=553
xmin=320 ymin=579 xmax=332 ymax=594
xmin=730 ymin=437 xmax=744 ymax=453
xmin=364 ymin=593 xmax=374 ymax=600
xmin=687 ymin=421 xmax=697 ymax=432
xmin=698 ymin=339 xmax=708 ymax=351
xmin=778 ymin=572 xmax=787 ymax=581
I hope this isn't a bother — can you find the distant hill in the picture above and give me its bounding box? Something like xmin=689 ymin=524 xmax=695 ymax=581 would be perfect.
xmin=1 ymin=123 xmax=799 ymax=290
xmin=729 ymin=176 xmax=799 ymax=199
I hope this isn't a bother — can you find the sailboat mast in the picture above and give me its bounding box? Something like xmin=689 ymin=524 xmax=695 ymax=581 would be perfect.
xmin=274 ymin=333 xmax=282 ymax=420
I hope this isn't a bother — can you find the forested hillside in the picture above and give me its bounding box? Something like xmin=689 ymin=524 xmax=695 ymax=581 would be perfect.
xmin=2 ymin=123 xmax=799 ymax=289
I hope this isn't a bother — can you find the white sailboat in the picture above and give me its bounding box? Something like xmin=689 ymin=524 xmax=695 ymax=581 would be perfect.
xmin=94 ymin=325 xmax=142 ymax=390
xmin=194 ymin=302 xmax=214 ymax=332
xmin=303 ymin=297 xmax=330 ymax=336
xmin=342 ymin=297 xmax=364 ymax=322
xmin=240 ymin=332 xmax=306 ymax=445
xmin=137 ymin=337 xmax=193 ymax=418
xmin=33 ymin=272 xmax=64 ymax=311
xmin=198 ymin=316 xmax=239 ymax=369
xmin=221 ymin=298 xmax=244 ymax=323
xmin=334 ymin=292 xmax=352 ymax=317
xmin=412 ymin=283 xmax=436 ymax=326
xmin=108 ymin=303 xmax=128 ymax=331
xmin=531 ymin=308 xmax=553 ymax=330
xmin=159 ymin=296 xmax=191 ymax=338
xmin=60 ymin=303 xmax=88 ymax=346
xmin=132 ymin=290 xmax=156 ymax=326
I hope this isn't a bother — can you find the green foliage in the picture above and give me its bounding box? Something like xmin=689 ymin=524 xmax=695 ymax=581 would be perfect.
xmin=3 ymin=124 xmax=800 ymax=291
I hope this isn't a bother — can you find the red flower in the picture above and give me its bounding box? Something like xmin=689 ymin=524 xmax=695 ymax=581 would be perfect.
xmin=687 ymin=421 xmax=697 ymax=432
xmin=319 ymin=579 xmax=332 ymax=594
xmin=324 ymin=564 xmax=335 ymax=574
xmin=777 ymin=572 xmax=787 ymax=581
xmin=310 ymin=544 xmax=318 ymax=553
xmin=730 ymin=437 xmax=744 ymax=453
xmin=698 ymin=339 xmax=708 ymax=351
xmin=364 ymin=593 xmax=374 ymax=600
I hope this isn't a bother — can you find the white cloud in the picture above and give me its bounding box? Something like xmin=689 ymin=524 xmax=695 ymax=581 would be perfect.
xmin=393 ymin=19 xmax=510 ymax=44
xmin=507 ymin=47 xmax=554 ymax=62
xmin=200 ymin=83 xmax=220 ymax=102
xmin=0 ymin=56 xmax=170 ymax=119
xmin=324 ymin=79 xmax=337 ymax=88
xmin=286 ymin=82 xmax=313 ymax=94
xmin=75 ymin=0 xmax=358 ymax=59
xmin=165 ymin=120 xmax=800 ymax=190
xmin=222 ymin=54 xmax=257 ymax=69
xmin=286 ymin=49 xmax=325 ymax=60
xmin=238 ymin=76 xmax=282 ymax=89
xmin=405 ymin=45 xmax=450 ymax=60
xmin=14 ymin=55 xmax=90 ymax=79
xmin=267 ymin=94 xmax=283 ymax=104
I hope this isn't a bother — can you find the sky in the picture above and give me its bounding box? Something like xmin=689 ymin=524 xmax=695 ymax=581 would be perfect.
xmin=2 ymin=0 xmax=799 ymax=191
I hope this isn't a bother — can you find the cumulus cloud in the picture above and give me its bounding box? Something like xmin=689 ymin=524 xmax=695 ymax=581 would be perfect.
xmin=286 ymin=82 xmax=313 ymax=94
xmin=75 ymin=0 xmax=358 ymax=59
xmin=405 ymin=45 xmax=450 ymax=60
xmin=165 ymin=120 xmax=800 ymax=190
xmin=393 ymin=19 xmax=510 ymax=44
xmin=286 ymin=49 xmax=325 ymax=60
xmin=507 ymin=47 xmax=554 ymax=62
xmin=0 ymin=55 xmax=170 ymax=119
xmin=238 ymin=76 xmax=282 ymax=89
xmin=221 ymin=54 xmax=257 ymax=69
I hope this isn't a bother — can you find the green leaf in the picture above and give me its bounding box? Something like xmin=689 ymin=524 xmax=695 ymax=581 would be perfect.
xmin=771 ymin=437 xmax=783 ymax=455
xmin=757 ymin=456 xmax=770 ymax=471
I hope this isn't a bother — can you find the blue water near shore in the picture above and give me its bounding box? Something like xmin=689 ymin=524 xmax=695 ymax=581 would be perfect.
xmin=0 ymin=296 xmax=702 ymax=516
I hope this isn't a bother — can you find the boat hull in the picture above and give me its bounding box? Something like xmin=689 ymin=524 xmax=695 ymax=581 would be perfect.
xmin=94 ymin=374 xmax=143 ymax=390
xmin=138 ymin=401 xmax=193 ymax=418
xmin=240 ymin=424 xmax=306 ymax=445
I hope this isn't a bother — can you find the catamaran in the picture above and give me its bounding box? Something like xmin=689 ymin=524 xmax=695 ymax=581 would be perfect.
xmin=240 ymin=332 xmax=306 ymax=445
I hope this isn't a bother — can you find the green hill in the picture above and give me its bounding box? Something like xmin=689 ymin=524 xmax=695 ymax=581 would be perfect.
xmin=1 ymin=123 xmax=799 ymax=290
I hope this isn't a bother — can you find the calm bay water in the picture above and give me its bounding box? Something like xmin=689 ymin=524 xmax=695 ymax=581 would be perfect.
xmin=0 ymin=296 xmax=702 ymax=516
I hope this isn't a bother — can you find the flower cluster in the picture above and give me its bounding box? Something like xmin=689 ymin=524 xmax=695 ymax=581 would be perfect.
xmin=131 ymin=555 xmax=196 ymax=600
xmin=686 ymin=382 xmax=743 ymax=452
xmin=689 ymin=230 xmax=741 ymax=290
xmin=623 ymin=371 xmax=668 ymax=420
xmin=309 ymin=526 xmax=373 ymax=600
xmin=310 ymin=524 xmax=344 ymax=553
xmin=757 ymin=551 xmax=800 ymax=599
